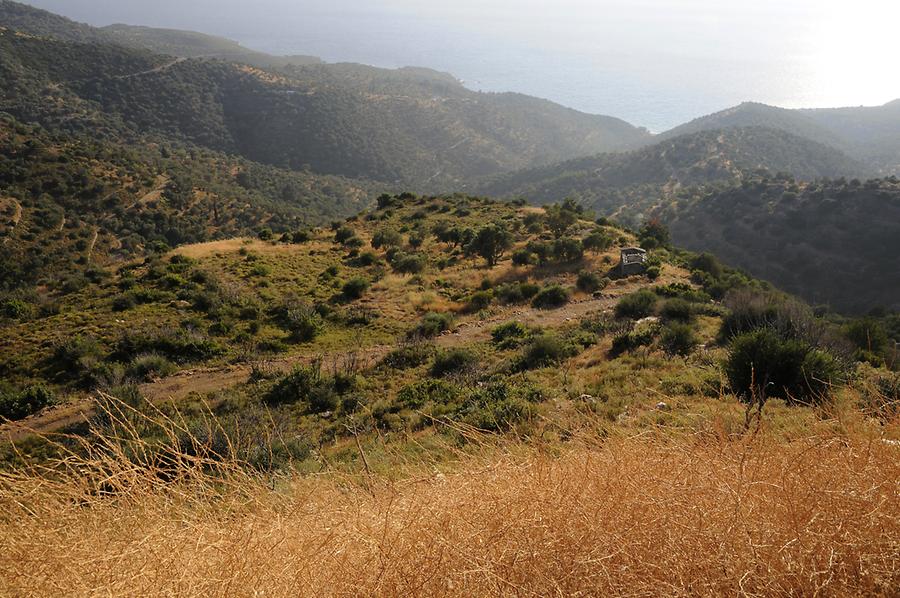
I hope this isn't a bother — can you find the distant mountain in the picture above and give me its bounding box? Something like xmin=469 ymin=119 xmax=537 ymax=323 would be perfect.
xmin=661 ymin=175 xmax=900 ymax=313
xmin=475 ymin=127 xmax=865 ymax=224
xmin=100 ymin=24 xmax=323 ymax=69
xmin=0 ymin=1 xmax=652 ymax=187
xmin=659 ymin=101 xmax=900 ymax=175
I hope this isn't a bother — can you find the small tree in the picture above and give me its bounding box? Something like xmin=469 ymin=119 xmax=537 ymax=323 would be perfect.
xmin=469 ymin=224 xmax=513 ymax=267
xmin=544 ymin=202 xmax=578 ymax=238
xmin=372 ymin=228 xmax=403 ymax=249
xmin=583 ymin=230 xmax=613 ymax=254
xmin=638 ymin=219 xmax=670 ymax=249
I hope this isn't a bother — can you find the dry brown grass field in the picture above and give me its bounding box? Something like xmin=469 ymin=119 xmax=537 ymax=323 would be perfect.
xmin=1 ymin=402 xmax=898 ymax=597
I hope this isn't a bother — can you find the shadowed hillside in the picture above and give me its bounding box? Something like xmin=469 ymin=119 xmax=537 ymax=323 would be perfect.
xmin=0 ymin=1 xmax=651 ymax=187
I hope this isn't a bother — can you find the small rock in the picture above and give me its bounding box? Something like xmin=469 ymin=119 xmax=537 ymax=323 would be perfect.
xmin=656 ymin=401 xmax=670 ymax=411
xmin=578 ymin=394 xmax=594 ymax=402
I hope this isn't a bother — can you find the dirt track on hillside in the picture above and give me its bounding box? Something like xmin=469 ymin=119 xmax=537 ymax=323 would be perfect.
xmin=0 ymin=292 xmax=625 ymax=442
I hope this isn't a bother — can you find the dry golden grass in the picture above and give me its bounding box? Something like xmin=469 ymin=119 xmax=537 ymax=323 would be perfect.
xmin=1 ymin=399 xmax=898 ymax=597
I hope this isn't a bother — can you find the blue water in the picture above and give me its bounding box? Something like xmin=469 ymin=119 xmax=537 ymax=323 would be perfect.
xmin=24 ymin=0 xmax=899 ymax=132
xmin=235 ymin=13 xmax=805 ymax=133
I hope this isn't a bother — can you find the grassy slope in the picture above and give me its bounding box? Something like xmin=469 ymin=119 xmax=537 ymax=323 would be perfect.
xmin=1 ymin=195 xmax=898 ymax=594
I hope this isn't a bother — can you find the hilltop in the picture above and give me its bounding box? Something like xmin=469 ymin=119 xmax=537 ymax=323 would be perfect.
xmin=659 ymin=100 xmax=900 ymax=175
xmin=476 ymin=126 xmax=865 ymax=219
xmin=0 ymin=1 xmax=651 ymax=187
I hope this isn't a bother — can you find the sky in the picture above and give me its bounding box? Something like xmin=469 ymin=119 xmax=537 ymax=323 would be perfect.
xmin=22 ymin=0 xmax=900 ymax=131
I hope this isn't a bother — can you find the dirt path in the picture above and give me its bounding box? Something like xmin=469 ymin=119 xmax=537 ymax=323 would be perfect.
xmin=85 ymin=228 xmax=99 ymax=259
xmin=113 ymin=57 xmax=186 ymax=81
xmin=129 ymin=175 xmax=170 ymax=209
xmin=0 ymin=292 xmax=623 ymax=442
xmin=1 ymin=198 xmax=21 ymax=245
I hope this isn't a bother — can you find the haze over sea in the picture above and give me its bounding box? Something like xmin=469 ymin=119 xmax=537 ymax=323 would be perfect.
xmin=26 ymin=0 xmax=900 ymax=132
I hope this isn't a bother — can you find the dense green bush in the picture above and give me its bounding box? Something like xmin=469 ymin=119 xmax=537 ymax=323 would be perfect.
xmin=278 ymin=301 xmax=323 ymax=342
xmin=495 ymin=281 xmax=540 ymax=304
xmin=531 ymin=285 xmax=569 ymax=309
xmin=458 ymin=381 xmax=535 ymax=432
xmin=115 ymin=329 xmax=225 ymax=364
xmin=512 ymin=249 xmax=536 ymax=266
xmin=431 ymin=348 xmax=478 ymax=378
xmin=576 ymin=271 xmax=605 ymax=293
xmin=334 ymin=226 xmax=355 ymax=244
xmin=390 ymin=252 xmax=426 ymax=274
xmin=615 ymin=289 xmax=658 ymax=319
xmin=725 ymin=329 xmax=844 ymax=404
xmin=342 ymin=277 xmax=370 ymax=300
xmin=126 ymin=353 xmax=177 ymax=381
xmin=371 ymin=228 xmax=403 ymax=249
xmin=396 ymin=379 xmax=460 ymax=410
xmin=0 ymin=385 xmax=55 ymax=421
xmin=409 ymin=312 xmax=453 ymax=339
xmin=660 ymin=298 xmax=694 ymax=322
xmin=381 ymin=343 xmax=435 ymax=370
xmin=516 ymin=334 xmax=577 ymax=370
xmin=265 ymin=364 xmax=355 ymax=413
xmin=660 ymin=323 xmax=698 ymax=356
xmin=610 ymin=321 xmax=659 ymax=356
xmin=465 ymin=290 xmax=493 ymax=313
xmin=491 ymin=321 xmax=532 ymax=349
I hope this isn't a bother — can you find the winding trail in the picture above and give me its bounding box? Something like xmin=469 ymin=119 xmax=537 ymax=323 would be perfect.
xmin=0 ymin=294 xmax=621 ymax=442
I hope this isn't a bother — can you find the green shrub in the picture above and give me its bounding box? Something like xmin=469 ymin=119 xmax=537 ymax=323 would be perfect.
xmin=381 ymin=343 xmax=435 ymax=370
xmin=531 ymin=285 xmax=569 ymax=309
xmin=0 ymin=385 xmax=55 ymax=421
xmin=126 ymin=353 xmax=177 ymax=381
xmin=576 ymin=271 xmax=605 ymax=293
xmin=291 ymin=230 xmax=311 ymax=243
xmin=459 ymin=382 xmax=535 ymax=432
xmin=409 ymin=312 xmax=453 ymax=339
xmin=465 ymin=290 xmax=493 ymax=313
xmin=265 ymin=364 xmax=354 ymax=413
xmin=396 ymin=379 xmax=460 ymax=410
xmin=371 ymin=228 xmax=403 ymax=249
xmin=2 ymin=299 xmax=34 ymax=320
xmin=334 ymin=226 xmax=355 ymax=244
xmin=615 ymin=289 xmax=658 ymax=319
xmin=512 ymin=249 xmax=535 ymax=266
xmin=391 ymin=252 xmax=426 ymax=274
xmin=660 ymin=298 xmax=694 ymax=322
xmin=431 ymin=348 xmax=478 ymax=377
xmin=517 ymin=334 xmax=577 ymax=370
xmin=115 ymin=329 xmax=224 ymax=364
xmin=660 ymin=323 xmax=698 ymax=356
xmin=356 ymin=251 xmax=379 ymax=267
xmin=610 ymin=322 xmax=659 ymax=356
xmin=342 ymin=277 xmax=370 ymax=300
xmin=491 ymin=321 xmax=532 ymax=349
xmin=495 ymin=281 xmax=539 ymax=304
xmin=552 ymin=237 xmax=584 ymax=262
xmin=725 ymin=329 xmax=844 ymax=404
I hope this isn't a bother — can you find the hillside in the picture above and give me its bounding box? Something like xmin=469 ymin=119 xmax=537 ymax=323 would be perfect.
xmin=0 ymin=1 xmax=652 ymax=187
xmin=660 ymin=175 xmax=900 ymax=312
xmin=476 ymin=126 xmax=865 ymax=222
xmin=1 ymin=194 xmax=898 ymax=595
xmin=0 ymin=114 xmax=375 ymax=292
xmin=101 ymin=24 xmax=322 ymax=68
xmin=660 ymin=101 xmax=900 ymax=175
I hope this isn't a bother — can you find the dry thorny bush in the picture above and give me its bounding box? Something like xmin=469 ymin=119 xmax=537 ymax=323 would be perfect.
xmin=0 ymin=394 xmax=898 ymax=596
